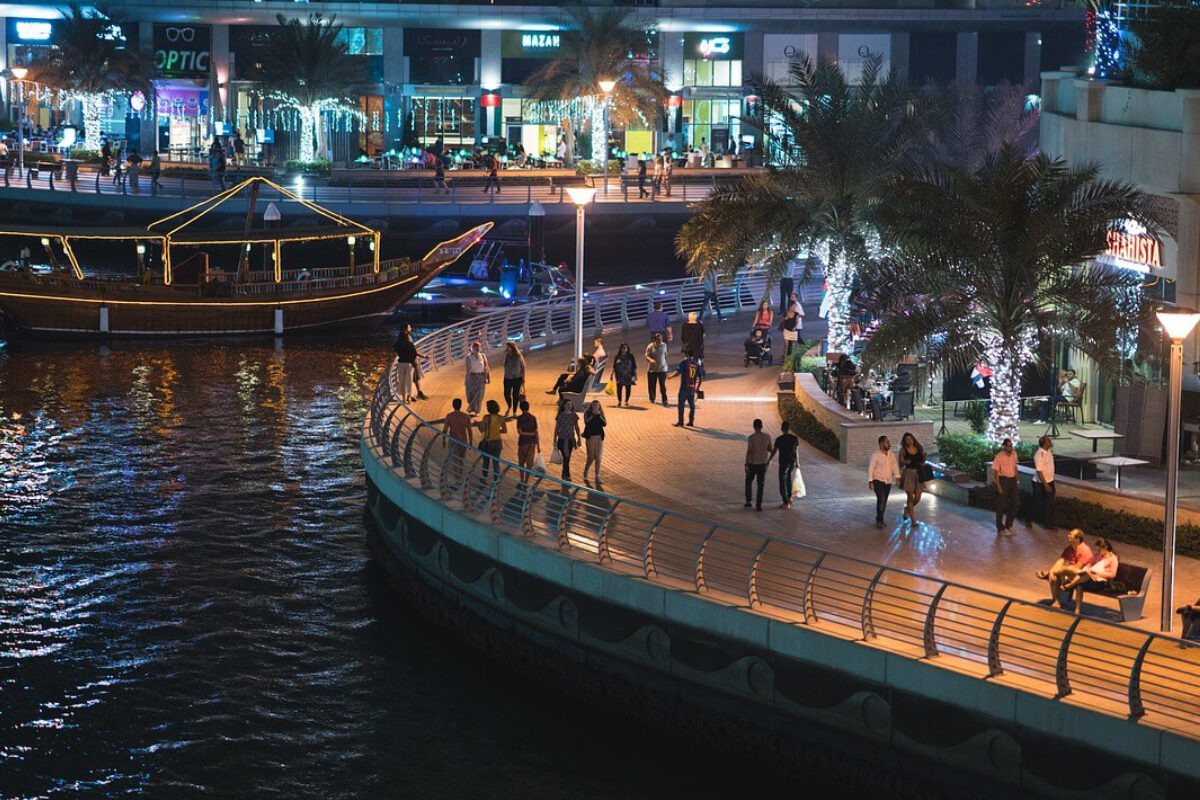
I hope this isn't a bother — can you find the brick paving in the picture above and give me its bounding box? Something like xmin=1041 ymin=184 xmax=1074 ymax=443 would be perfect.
xmin=412 ymin=304 xmax=1200 ymax=633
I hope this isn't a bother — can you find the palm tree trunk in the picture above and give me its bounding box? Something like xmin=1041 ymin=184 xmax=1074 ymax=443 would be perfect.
xmin=81 ymin=95 xmax=103 ymax=152
xmin=824 ymin=248 xmax=854 ymax=354
xmin=590 ymin=99 xmax=606 ymax=166
xmin=298 ymin=106 xmax=316 ymax=164
xmin=984 ymin=336 xmax=1032 ymax=444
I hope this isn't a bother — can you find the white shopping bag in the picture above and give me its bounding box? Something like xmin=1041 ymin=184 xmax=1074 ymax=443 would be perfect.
xmin=533 ymin=452 xmax=547 ymax=473
xmin=791 ymin=468 xmax=807 ymax=500
xmin=549 ymin=447 xmax=563 ymax=465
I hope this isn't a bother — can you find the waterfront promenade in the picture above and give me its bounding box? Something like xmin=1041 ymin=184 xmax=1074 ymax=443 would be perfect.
xmin=406 ymin=305 xmax=1200 ymax=633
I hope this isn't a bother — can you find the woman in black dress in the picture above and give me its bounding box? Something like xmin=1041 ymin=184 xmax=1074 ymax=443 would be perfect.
xmin=898 ymin=432 xmax=926 ymax=526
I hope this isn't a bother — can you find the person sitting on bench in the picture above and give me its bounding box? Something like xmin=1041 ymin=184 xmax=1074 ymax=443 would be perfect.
xmin=547 ymin=357 xmax=594 ymax=396
xmin=1059 ymin=537 xmax=1118 ymax=595
xmin=1036 ymin=529 xmax=1093 ymax=607
xmin=1177 ymin=598 xmax=1200 ymax=639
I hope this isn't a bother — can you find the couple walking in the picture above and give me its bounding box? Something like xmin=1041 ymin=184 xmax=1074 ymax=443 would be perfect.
xmin=744 ymin=419 xmax=801 ymax=510
xmin=867 ymin=433 xmax=928 ymax=528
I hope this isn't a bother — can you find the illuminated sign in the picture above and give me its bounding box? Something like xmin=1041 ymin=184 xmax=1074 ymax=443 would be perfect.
xmin=699 ymin=37 xmax=731 ymax=57
xmin=14 ymin=21 xmax=51 ymax=41
xmin=1104 ymin=230 xmax=1162 ymax=271
xmin=682 ymin=33 xmax=743 ymax=61
xmin=154 ymin=24 xmax=211 ymax=78
xmin=521 ymin=33 xmax=559 ymax=49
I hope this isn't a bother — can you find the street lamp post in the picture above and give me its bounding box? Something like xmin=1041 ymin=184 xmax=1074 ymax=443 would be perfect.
xmin=11 ymin=67 xmax=27 ymax=179
xmin=1156 ymin=307 xmax=1200 ymax=632
xmin=598 ymin=79 xmax=616 ymax=197
xmin=565 ymin=186 xmax=597 ymax=361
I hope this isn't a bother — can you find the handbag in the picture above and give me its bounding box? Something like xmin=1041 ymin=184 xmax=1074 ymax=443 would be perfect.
xmin=791 ymin=468 xmax=807 ymax=499
xmin=920 ymin=464 xmax=935 ymax=483
xmin=604 ymin=377 xmax=617 ymax=396
xmin=696 ymin=389 xmax=705 ymax=400
xmin=549 ymin=447 xmax=563 ymax=465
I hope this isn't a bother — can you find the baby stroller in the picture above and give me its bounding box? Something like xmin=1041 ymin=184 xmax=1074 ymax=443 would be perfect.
xmin=744 ymin=331 xmax=774 ymax=367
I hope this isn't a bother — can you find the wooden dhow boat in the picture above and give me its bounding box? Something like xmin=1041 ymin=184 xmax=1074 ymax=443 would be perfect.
xmin=0 ymin=177 xmax=492 ymax=337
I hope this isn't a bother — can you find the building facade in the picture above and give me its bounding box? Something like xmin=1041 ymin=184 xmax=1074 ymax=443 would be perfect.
xmin=1 ymin=1 xmax=1086 ymax=162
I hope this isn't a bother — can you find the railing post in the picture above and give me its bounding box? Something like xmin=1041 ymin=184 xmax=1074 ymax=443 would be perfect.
xmin=402 ymin=418 xmax=422 ymax=477
xmin=802 ymin=552 xmax=827 ymax=623
xmin=460 ymin=452 xmax=486 ymax=511
xmin=597 ymin=500 xmax=619 ymax=564
xmin=519 ymin=473 xmax=543 ymax=537
xmin=552 ymin=485 xmax=574 ymax=550
xmin=643 ymin=512 xmax=667 ymax=578
xmin=1054 ymin=616 xmax=1084 ymax=697
xmin=694 ymin=525 xmax=719 ymax=592
xmin=922 ymin=583 xmax=950 ymax=658
xmin=987 ymin=600 xmax=1014 ymax=676
xmin=746 ymin=538 xmax=770 ymax=607
xmin=488 ymin=464 xmax=512 ymax=523
xmin=389 ymin=411 xmax=415 ymax=468
xmin=417 ymin=432 xmax=438 ymax=489
xmin=860 ymin=566 xmax=887 ymax=640
xmin=1127 ymin=635 xmax=1156 ymax=719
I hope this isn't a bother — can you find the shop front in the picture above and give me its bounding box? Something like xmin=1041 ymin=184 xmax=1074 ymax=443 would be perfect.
xmin=680 ymin=33 xmax=744 ymax=153
xmin=404 ymin=29 xmax=480 ymax=150
xmin=153 ymin=23 xmax=211 ymax=160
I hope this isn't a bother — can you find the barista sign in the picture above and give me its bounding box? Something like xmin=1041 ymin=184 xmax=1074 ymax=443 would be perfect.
xmin=154 ymin=24 xmax=211 ymax=78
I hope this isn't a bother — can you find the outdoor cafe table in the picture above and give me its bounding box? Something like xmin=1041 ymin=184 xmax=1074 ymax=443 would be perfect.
xmin=1069 ymin=429 xmax=1125 ymax=453
xmin=1089 ymin=455 xmax=1149 ymax=489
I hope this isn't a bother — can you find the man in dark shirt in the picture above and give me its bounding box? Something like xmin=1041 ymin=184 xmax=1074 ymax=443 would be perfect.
xmin=669 ymin=347 xmax=704 ymax=427
xmin=769 ymin=420 xmax=801 ymax=509
xmin=647 ymin=301 xmax=671 ymax=343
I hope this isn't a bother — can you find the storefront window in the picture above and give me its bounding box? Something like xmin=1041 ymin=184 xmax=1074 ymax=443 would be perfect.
xmin=681 ymin=33 xmax=744 ymax=88
xmin=683 ymin=98 xmax=741 ymax=151
xmin=336 ymin=28 xmax=383 ymax=56
xmin=405 ymin=29 xmax=480 ymax=86
xmin=410 ymin=97 xmax=476 ymax=147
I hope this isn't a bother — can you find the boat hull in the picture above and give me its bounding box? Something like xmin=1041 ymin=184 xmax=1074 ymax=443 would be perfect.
xmin=0 ymin=273 xmax=425 ymax=338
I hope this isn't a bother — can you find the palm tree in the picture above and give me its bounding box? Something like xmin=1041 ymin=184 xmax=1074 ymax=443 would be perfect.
xmin=250 ymin=14 xmax=367 ymax=163
xmin=904 ymin=81 xmax=1040 ymax=173
xmin=522 ymin=7 xmax=666 ymax=166
xmin=860 ymin=146 xmax=1160 ymax=443
xmin=675 ymin=55 xmax=916 ymax=352
xmin=27 ymin=3 xmax=153 ymax=151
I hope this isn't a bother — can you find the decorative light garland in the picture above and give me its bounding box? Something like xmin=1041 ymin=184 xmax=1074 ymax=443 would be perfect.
xmin=982 ymin=328 xmax=1035 ymax=444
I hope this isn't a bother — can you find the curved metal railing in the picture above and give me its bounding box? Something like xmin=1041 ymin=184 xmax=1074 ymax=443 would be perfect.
xmin=363 ymin=271 xmax=1200 ymax=739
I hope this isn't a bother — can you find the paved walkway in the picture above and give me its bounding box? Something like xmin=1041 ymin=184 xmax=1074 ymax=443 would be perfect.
xmin=412 ymin=305 xmax=1200 ymax=634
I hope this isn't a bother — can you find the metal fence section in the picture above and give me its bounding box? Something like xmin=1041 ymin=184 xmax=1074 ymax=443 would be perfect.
xmin=364 ymin=273 xmax=1200 ymax=739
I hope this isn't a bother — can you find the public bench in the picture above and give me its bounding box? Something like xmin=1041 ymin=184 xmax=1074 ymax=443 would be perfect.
xmin=1075 ymin=562 xmax=1153 ymax=621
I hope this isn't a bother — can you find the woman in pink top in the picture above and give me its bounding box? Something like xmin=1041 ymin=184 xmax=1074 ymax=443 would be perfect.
xmin=1060 ymin=537 xmax=1118 ymax=592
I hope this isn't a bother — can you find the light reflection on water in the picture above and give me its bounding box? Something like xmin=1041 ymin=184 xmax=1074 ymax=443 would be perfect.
xmin=0 ymin=326 xmax=808 ymax=800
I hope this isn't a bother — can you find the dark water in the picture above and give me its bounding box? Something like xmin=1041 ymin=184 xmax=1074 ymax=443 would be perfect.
xmin=0 ymin=324 xmax=810 ymax=799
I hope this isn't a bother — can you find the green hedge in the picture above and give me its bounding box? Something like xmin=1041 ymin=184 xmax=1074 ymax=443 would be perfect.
xmin=935 ymin=433 xmax=1036 ymax=481
xmin=779 ymin=395 xmax=840 ymax=459
xmin=963 ymin=484 xmax=1200 ymax=561
xmin=285 ymin=158 xmax=331 ymax=176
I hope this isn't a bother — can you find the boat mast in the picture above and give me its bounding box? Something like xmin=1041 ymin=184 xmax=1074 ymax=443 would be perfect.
xmin=236 ymin=180 xmax=260 ymax=284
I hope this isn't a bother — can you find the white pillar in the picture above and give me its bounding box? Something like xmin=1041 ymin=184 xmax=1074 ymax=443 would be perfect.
xmin=955 ymin=32 xmax=979 ymax=84
xmin=99 ymin=305 xmax=109 ymax=333
xmin=274 ymin=307 xmax=284 ymax=335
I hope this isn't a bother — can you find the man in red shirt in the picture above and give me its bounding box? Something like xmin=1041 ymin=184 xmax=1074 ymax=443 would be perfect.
xmin=992 ymin=438 xmax=1020 ymax=536
xmin=1036 ymin=529 xmax=1093 ymax=606
xmin=669 ymin=347 xmax=704 ymax=428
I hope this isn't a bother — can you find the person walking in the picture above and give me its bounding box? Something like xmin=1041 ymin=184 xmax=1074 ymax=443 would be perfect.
xmin=434 ymin=156 xmax=450 ymax=194
xmin=898 ymin=432 xmax=927 ymax=526
xmin=637 ymin=158 xmax=649 ymax=198
xmin=663 ymin=151 xmax=674 ymax=197
xmin=581 ymin=400 xmax=607 ymax=483
xmin=126 ymin=151 xmax=142 ymax=194
xmin=148 ymin=151 xmax=162 ymax=193
xmin=700 ymin=271 xmax=723 ymax=322
xmin=868 ymin=435 xmax=902 ymax=528
xmin=647 ymin=300 xmax=672 ymax=344
xmin=482 ymin=153 xmax=500 ymax=195
xmin=442 ymin=398 xmax=474 ymax=487
xmin=752 ymin=300 xmax=774 ymax=335
xmin=680 ymin=311 xmax=705 ymax=359
xmin=670 ymin=347 xmax=704 ymax=428
xmin=781 ymin=308 xmax=800 ymax=356
xmin=393 ymin=324 xmax=421 ymax=403
xmin=515 ymin=399 xmax=539 ymax=473
xmin=464 ymin=340 xmax=490 ymax=415
xmin=770 ymin=420 xmax=801 ymax=510
xmin=788 ymin=291 xmax=805 ymax=338
xmin=475 ymin=399 xmax=508 ymax=483
xmin=651 ymin=154 xmax=663 ymax=198
xmin=502 ymin=341 xmax=526 ymax=416
xmin=554 ymin=397 xmax=581 ymax=481
xmin=779 ymin=260 xmax=796 ymax=316
xmin=612 ymin=342 xmax=637 ymax=407
xmin=992 ymin=437 xmax=1020 ymax=536
xmin=100 ymin=141 xmax=112 ymax=177
xmin=744 ymin=419 xmax=771 ymax=511
xmin=1029 ymin=435 xmax=1056 ymax=530
xmin=644 ymin=333 xmax=669 ymax=406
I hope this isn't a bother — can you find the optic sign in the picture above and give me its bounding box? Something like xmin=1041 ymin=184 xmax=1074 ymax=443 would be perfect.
xmin=1101 ymin=220 xmax=1163 ymax=273
xmin=154 ymin=24 xmax=211 ymax=78
xmin=13 ymin=21 xmax=52 ymax=41
xmin=698 ymin=37 xmax=731 ymax=57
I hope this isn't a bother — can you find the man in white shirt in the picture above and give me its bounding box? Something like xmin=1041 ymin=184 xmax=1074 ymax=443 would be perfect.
xmin=1030 ymin=435 xmax=1056 ymax=530
xmin=868 ymin=435 xmax=902 ymax=528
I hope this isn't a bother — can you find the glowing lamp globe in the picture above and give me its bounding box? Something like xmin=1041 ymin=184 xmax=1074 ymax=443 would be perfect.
xmin=598 ymin=79 xmax=617 ymax=94
xmin=565 ymin=187 xmax=596 ymax=206
xmin=1157 ymin=308 xmax=1200 ymax=341
xmin=11 ymin=67 xmax=27 ymax=80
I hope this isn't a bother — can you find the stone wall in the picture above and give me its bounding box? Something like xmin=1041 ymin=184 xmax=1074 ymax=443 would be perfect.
xmin=791 ymin=373 xmax=934 ymax=464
